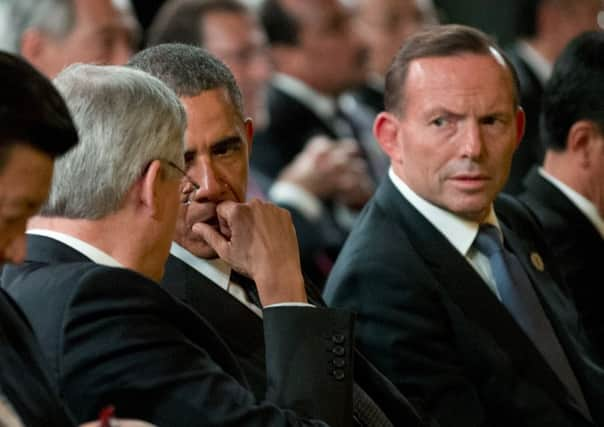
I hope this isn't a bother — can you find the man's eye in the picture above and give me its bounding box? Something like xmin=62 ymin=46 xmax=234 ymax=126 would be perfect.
xmin=213 ymin=143 xmax=241 ymax=156
xmin=431 ymin=117 xmax=447 ymax=127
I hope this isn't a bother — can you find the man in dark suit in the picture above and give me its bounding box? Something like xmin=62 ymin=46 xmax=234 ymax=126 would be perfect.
xmin=252 ymin=0 xmax=378 ymax=284
xmin=323 ymin=24 xmax=604 ymax=427
xmin=502 ymin=0 xmax=602 ymax=194
xmin=0 ymin=51 xmax=79 ymax=427
xmin=519 ymin=31 xmax=604 ymax=358
xmin=143 ymin=0 xmax=363 ymax=287
xmin=1 ymin=61 xmax=358 ymax=426
xmin=127 ymin=43 xmax=426 ymax=426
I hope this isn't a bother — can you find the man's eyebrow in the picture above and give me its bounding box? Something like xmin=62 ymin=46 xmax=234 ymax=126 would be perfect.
xmin=212 ymin=136 xmax=243 ymax=150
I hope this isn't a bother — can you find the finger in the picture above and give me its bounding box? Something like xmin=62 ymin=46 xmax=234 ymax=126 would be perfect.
xmin=192 ymin=222 xmax=230 ymax=257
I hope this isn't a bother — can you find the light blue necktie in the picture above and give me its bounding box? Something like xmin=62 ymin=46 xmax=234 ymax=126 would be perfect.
xmin=474 ymin=224 xmax=591 ymax=420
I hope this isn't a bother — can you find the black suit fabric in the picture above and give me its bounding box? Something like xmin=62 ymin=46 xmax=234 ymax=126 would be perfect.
xmin=519 ymin=168 xmax=604 ymax=357
xmin=0 ymin=288 xmax=76 ymax=427
xmin=323 ymin=178 xmax=604 ymax=427
xmin=1 ymin=235 xmax=357 ymax=427
xmin=503 ymin=43 xmax=546 ymax=195
xmin=161 ymin=254 xmax=426 ymax=427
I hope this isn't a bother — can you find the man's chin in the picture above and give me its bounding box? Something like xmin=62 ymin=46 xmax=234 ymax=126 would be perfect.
xmin=184 ymin=240 xmax=219 ymax=260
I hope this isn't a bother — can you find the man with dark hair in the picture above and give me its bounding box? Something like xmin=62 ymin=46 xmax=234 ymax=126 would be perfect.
xmin=254 ymin=0 xmax=377 ymax=283
xmin=519 ymin=30 xmax=604 ymax=358
xmin=129 ymin=42 xmax=424 ymax=427
xmin=324 ymin=24 xmax=604 ymax=427
xmin=503 ymin=0 xmax=602 ymax=194
xmin=146 ymin=0 xmax=372 ymax=286
xmin=0 ymin=50 xmax=78 ymax=427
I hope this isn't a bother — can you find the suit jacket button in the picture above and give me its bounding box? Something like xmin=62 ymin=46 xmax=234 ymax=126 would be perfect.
xmin=332 ymin=369 xmax=345 ymax=381
xmin=332 ymin=333 xmax=345 ymax=344
xmin=332 ymin=345 xmax=345 ymax=356
xmin=333 ymin=357 xmax=346 ymax=368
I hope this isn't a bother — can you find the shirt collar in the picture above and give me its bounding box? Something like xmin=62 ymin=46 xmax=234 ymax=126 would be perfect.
xmin=388 ymin=168 xmax=500 ymax=256
xmin=272 ymin=73 xmax=338 ymax=121
xmin=538 ymin=168 xmax=604 ymax=238
xmin=26 ymin=229 xmax=123 ymax=268
xmin=170 ymin=242 xmax=231 ymax=290
xmin=516 ymin=40 xmax=552 ymax=85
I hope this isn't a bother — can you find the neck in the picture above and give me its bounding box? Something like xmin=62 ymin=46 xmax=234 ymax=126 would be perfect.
xmin=543 ymin=151 xmax=603 ymax=216
xmin=27 ymin=214 xmax=165 ymax=282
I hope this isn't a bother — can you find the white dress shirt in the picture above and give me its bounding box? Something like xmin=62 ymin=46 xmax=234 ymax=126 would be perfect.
xmin=27 ymin=229 xmax=123 ymax=268
xmin=538 ymin=168 xmax=604 ymax=238
xmin=388 ymin=168 xmax=504 ymax=299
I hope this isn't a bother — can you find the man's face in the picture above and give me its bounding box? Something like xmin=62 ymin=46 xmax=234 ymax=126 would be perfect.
xmin=202 ymin=11 xmax=272 ymax=128
xmin=0 ymin=144 xmax=53 ymax=263
xmin=35 ymin=0 xmax=138 ymax=77
xmin=356 ymin=0 xmax=436 ymax=76
xmin=386 ymin=54 xmax=524 ymax=222
xmin=174 ymin=88 xmax=252 ymax=259
xmin=285 ymin=0 xmax=367 ymax=95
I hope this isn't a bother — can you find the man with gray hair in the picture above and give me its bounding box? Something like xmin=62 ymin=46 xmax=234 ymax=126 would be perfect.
xmin=0 ymin=0 xmax=139 ymax=77
xmin=1 ymin=63 xmax=358 ymax=426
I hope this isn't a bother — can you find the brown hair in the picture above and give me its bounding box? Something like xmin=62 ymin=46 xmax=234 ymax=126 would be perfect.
xmin=384 ymin=24 xmax=520 ymax=114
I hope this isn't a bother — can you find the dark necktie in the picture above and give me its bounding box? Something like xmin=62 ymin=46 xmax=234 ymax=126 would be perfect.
xmin=474 ymin=224 xmax=591 ymax=420
xmin=229 ymin=271 xmax=393 ymax=426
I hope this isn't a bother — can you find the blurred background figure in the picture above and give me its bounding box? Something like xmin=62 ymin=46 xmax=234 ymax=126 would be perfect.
xmin=0 ymin=0 xmax=140 ymax=77
xmin=518 ymin=30 xmax=604 ymax=359
xmin=349 ymin=0 xmax=439 ymax=114
xmin=503 ymin=0 xmax=603 ymax=194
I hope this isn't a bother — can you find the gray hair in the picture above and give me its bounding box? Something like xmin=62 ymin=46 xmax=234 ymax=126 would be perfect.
xmin=128 ymin=43 xmax=245 ymax=119
xmin=41 ymin=63 xmax=187 ymax=219
xmin=0 ymin=0 xmax=75 ymax=53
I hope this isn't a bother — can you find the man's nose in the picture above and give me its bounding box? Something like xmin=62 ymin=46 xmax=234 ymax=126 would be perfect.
xmin=191 ymin=160 xmax=225 ymax=201
xmin=461 ymin=121 xmax=484 ymax=159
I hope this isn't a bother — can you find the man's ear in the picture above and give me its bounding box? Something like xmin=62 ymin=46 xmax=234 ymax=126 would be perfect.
xmin=567 ymin=120 xmax=596 ymax=168
xmin=244 ymin=117 xmax=254 ymax=154
xmin=139 ymin=159 xmax=163 ymax=218
xmin=374 ymin=112 xmax=401 ymax=161
xmin=20 ymin=29 xmax=49 ymax=69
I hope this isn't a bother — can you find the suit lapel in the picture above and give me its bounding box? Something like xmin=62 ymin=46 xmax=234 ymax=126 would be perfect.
xmin=375 ymin=180 xmax=572 ymax=406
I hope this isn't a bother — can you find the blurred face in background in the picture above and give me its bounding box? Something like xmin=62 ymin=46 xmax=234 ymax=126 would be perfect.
xmin=202 ymin=11 xmax=272 ymax=129
xmin=281 ymin=0 xmax=368 ymax=95
xmin=25 ymin=0 xmax=139 ymax=77
xmin=356 ymin=0 xmax=438 ymax=77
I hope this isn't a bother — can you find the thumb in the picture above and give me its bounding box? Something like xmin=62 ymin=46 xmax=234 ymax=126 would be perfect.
xmin=192 ymin=222 xmax=229 ymax=258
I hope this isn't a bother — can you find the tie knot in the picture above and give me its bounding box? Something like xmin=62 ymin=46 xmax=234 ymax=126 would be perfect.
xmin=473 ymin=224 xmax=504 ymax=257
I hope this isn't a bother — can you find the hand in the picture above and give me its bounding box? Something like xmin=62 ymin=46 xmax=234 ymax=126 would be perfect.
xmin=277 ymin=135 xmax=340 ymax=199
xmin=192 ymin=199 xmax=307 ymax=306
xmin=330 ymin=140 xmax=375 ymax=209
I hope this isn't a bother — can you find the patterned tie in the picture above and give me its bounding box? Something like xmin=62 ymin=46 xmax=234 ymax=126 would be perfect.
xmin=474 ymin=224 xmax=591 ymax=420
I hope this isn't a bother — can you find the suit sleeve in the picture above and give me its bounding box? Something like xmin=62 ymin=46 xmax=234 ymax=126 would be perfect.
xmin=59 ymin=269 xmax=354 ymax=427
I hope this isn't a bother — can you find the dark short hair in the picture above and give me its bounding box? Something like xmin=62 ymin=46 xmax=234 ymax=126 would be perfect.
xmin=384 ymin=24 xmax=520 ymax=114
xmin=259 ymin=0 xmax=300 ymax=46
xmin=0 ymin=51 xmax=77 ymax=170
xmin=127 ymin=43 xmax=244 ymax=117
xmin=541 ymin=31 xmax=604 ymax=151
xmin=146 ymin=0 xmax=248 ymax=48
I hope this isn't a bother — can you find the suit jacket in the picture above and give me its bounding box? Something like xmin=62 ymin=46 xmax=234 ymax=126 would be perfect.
xmin=0 ymin=288 xmax=75 ymax=427
xmin=503 ymin=42 xmax=546 ymax=195
xmin=519 ymin=167 xmax=604 ymax=357
xmin=323 ymin=178 xmax=604 ymax=427
xmin=160 ymin=254 xmax=427 ymax=426
xmin=0 ymin=235 xmax=356 ymax=427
